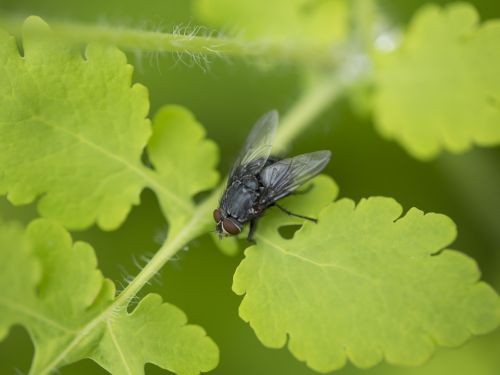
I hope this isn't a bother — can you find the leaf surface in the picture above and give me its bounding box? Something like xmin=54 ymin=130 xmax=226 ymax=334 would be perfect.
xmin=0 ymin=218 xmax=219 ymax=375
xmin=233 ymin=176 xmax=500 ymax=372
xmin=0 ymin=17 xmax=150 ymax=230
xmin=91 ymin=293 xmax=219 ymax=375
xmin=147 ymin=105 xmax=219 ymax=237
xmin=374 ymin=3 xmax=500 ymax=159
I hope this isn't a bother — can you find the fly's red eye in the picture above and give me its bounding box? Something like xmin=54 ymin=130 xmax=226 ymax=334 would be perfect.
xmin=222 ymin=218 xmax=241 ymax=235
xmin=213 ymin=209 xmax=222 ymax=223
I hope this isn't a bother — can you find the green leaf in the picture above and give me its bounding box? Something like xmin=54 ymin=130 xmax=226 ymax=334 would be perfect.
xmin=374 ymin=3 xmax=500 ymax=159
xmin=0 ymin=218 xmax=38 ymax=341
xmin=210 ymin=231 xmax=239 ymax=256
xmin=147 ymin=105 xmax=219 ymax=237
xmin=0 ymin=16 xmax=150 ymax=230
xmin=363 ymin=329 xmax=500 ymax=375
xmin=233 ymin=176 xmax=499 ymax=372
xmin=0 ymin=218 xmax=219 ymax=374
xmin=90 ymin=294 xmax=219 ymax=375
xmin=0 ymin=18 xmax=220 ymax=233
xmin=193 ymin=0 xmax=349 ymax=45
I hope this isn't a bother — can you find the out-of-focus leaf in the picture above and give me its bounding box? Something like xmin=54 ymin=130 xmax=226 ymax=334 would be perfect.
xmin=210 ymin=231 xmax=239 ymax=256
xmin=340 ymin=329 xmax=500 ymax=375
xmin=374 ymin=3 xmax=500 ymax=159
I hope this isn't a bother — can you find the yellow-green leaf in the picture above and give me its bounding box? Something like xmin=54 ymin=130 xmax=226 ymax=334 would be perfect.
xmin=0 ymin=17 xmax=150 ymax=230
xmin=374 ymin=3 xmax=500 ymax=159
xmin=233 ymin=176 xmax=499 ymax=372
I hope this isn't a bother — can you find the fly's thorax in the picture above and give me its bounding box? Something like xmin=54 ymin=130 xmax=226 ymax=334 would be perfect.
xmin=221 ymin=178 xmax=260 ymax=222
xmin=241 ymin=176 xmax=259 ymax=190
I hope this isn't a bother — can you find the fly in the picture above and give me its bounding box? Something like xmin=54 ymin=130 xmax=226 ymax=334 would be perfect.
xmin=214 ymin=110 xmax=331 ymax=242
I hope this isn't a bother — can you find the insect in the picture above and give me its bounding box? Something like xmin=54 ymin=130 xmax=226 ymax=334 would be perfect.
xmin=214 ymin=110 xmax=331 ymax=242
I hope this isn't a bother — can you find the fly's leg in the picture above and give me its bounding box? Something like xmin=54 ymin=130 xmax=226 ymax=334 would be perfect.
xmin=275 ymin=204 xmax=318 ymax=223
xmin=247 ymin=219 xmax=258 ymax=243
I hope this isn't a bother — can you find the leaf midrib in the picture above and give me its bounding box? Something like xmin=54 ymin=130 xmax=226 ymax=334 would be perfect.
xmin=107 ymin=321 xmax=133 ymax=375
xmin=256 ymin=233 xmax=376 ymax=282
xmin=32 ymin=116 xmax=191 ymax=212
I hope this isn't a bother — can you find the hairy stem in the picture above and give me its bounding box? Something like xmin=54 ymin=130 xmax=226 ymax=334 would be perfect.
xmin=114 ymin=196 xmax=216 ymax=307
xmin=0 ymin=15 xmax=341 ymax=68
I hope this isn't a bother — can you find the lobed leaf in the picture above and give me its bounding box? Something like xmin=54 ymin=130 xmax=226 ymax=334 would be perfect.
xmin=374 ymin=3 xmax=500 ymax=159
xmin=210 ymin=230 xmax=239 ymax=256
xmin=0 ymin=218 xmax=38 ymax=341
xmin=354 ymin=329 xmax=500 ymax=375
xmin=0 ymin=218 xmax=219 ymax=375
xmin=90 ymin=293 xmax=219 ymax=375
xmin=0 ymin=18 xmax=220 ymax=233
xmin=193 ymin=0 xmax=349 ymax=46
xmin=0 ymin=16 xmax=150 ymax=230
xmin=233 ymin=176 xmax=500 ymax=372
xmin=147 ymin=105 xmax=219 ymax=237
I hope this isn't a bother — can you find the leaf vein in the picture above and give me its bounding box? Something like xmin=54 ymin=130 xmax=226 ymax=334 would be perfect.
xmin=32 ymin=116 xmax=190 ymax=211
xmin=256 ymin=234 xmax=376 ymax=282
xmin=106 ymin=321 xmax=133 ymax=375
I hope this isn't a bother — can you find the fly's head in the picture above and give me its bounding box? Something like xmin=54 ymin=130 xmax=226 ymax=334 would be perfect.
xmin=213 ymin=208 xmax=242 ymax=239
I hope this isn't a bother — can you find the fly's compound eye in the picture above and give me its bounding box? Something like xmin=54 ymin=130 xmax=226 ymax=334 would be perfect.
xmin=222 ymin=218 xmax=241 ymax=235
xmin=213 ymin=209 xmax=222 ymax=223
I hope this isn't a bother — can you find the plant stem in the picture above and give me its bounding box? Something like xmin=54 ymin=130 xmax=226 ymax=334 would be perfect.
xmin=274 ymin=75 xmax=344 ymax=152
xmin=275 ymin=56 xmax=370 ymax=151
xmin=115 ymin=195 xmax=216 ymax=307
xmin=0 ymin=15 xmax=341 ymax=68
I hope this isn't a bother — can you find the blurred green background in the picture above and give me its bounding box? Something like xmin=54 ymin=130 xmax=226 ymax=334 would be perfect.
xmin=0 ymin=0 xmax=499 ymax=374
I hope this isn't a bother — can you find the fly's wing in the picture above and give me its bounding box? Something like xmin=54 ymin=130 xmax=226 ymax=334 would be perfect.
xmin=228 ymin=110 xmax=278 ymax=183
xmin=259 ymin=151 xmax=331 ymax=203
